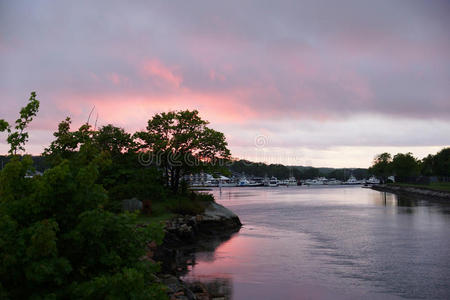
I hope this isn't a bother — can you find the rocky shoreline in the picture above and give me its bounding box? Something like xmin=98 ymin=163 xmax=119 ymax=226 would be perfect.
xmin=151 ymin=202 xmax=242 ymax=300
xmin=371 ymin=184 xmax=450 ymax=200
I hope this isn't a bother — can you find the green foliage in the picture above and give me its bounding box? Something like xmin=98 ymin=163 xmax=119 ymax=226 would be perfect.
xmin=71 ymin=266 xmax=167 ymax=299
xmin=368 ymin=152 xmax=392 ymax=180
xmin=43 ymin=120 xmax=170 ymax=210
xmin=135 ymin=110 xmax=231 ymax=192
xmin=369 ymin=152 xmax=420 ymax=180
xmin=0 ymin=150 xmax=167 ymax=299
xmin=94 ymin=124 xmax=135 ymax=157
xmin=431 ymin=147 xmax=450 ymax=177
xmin=0 ymin=92 xmax=39 ymax=155
xmin=106 ymin=167 xmax=166 ymax=205
xmin=192 ymin=191 xmax=215 ymax=203
xmin=369 ymin=148 xmax=449 ymax=181
xmin=389 ymin=182 xmax=450 ymax=192
xmin=229 ymin=160 xmax=368 ymax=180
xmin=391 ymin=152 xmax=420 ymax=177
xmin=418 ymin=148 xmax=450 ymax=177
xmin=165 ymin=195 xmax=205 ymax=215
xmin=229 ymin=160 xmax=292 ymax=179
xmin=43 ymin=117 xmax=94 ymax=165
xmin=0 ymin=95 xmax=167 ymax=299
xmin=420 ymin=154 xmax=434 ymax=176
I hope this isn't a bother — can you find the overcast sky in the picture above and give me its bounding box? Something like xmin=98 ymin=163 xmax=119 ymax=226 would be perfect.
xmin=1 ymin=0 xmax=449 ymax=167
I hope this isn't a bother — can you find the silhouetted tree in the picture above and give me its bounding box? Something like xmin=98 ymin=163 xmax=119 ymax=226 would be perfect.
xmin=135 ymin=110 xmax=231 ymax=192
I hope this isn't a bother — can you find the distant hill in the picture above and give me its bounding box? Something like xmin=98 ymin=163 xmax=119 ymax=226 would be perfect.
xmin=0 ymin=155 xmax=49 ymax=172
xmin=0 ymin=156 xmax=369 ymax=180
xmin=228 ymin=159 xmax=368 ymax=180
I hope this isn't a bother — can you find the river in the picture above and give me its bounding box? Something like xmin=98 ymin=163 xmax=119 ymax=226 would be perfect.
xmin=181 ymin=186 xmax=450 ymax=299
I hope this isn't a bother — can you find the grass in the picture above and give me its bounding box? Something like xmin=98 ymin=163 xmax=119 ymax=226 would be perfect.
xmin=135 ymin=191 xmax=215 ymax=225
xmin=389 ymin=182 xmax=450 ymax=192
xmin=135 ymin=212 xmax=174 ymax=226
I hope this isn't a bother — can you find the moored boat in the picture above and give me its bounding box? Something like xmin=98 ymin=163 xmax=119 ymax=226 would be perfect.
xmin=344 ymin=175 xmax=363 ymax=185
xmin=268 ymin=177 xmax=279 ymax=187
xmin=286 ymin=177 xmax=297 ymax=186
xmin=365 ymin=176 xmax=380 ymax=184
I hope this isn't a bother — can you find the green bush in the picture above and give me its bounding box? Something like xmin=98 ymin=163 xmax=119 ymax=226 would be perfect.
xmin=0 ymin=154 xmax=167 ymax=299
xmin=165 ymin=195 xmax=205 ymax=215
xmin=194 ymin=192 xmax=215 ymax=202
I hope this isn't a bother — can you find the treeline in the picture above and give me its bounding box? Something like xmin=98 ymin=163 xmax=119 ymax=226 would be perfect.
xmin=368 ymin=147 xmax=450 ymax=182
xmin=2 ymin=156 xmax=371 ymax=181
xmin=229 ymin=159 xmax=368 ymax=180
xmin=0 ymin=155 xmax=48 ymax=172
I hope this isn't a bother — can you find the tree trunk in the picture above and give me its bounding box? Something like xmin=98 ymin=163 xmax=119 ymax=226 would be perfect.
xmin=174 ymin=168 xmax=181 ymax=193
xmin=170 ymin=167 xmax=181 ymax=193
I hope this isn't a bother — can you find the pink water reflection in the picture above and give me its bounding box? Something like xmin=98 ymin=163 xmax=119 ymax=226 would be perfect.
xmin=183 ymin=186 xmax=450 ymax=299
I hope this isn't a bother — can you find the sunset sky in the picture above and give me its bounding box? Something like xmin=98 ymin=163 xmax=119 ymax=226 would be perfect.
xmin=1 ymin=0 xmax=449 ymax=167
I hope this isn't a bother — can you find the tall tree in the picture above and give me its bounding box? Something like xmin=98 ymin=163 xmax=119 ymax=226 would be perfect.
xmin=432 ymin=147 xmax=450 ymax=177
xmin=94 ymin=124 xmax=135 ymax=157
xmin=135 ymin=110 xmax=231 ymax=192
xmin=369 ymin=152 xmax=392 ymax=181
xmin=391 ymin=152 xmax=420 ymax=178
xmin=420 ymin=154 xmax=434 ymax=176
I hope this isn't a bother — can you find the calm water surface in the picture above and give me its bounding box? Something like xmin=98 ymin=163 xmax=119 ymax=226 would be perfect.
xmin=182 ymin=186 xmax=450 ymax=299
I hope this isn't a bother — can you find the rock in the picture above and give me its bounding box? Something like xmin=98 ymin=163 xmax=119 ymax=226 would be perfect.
xmin=159 ymin=202 xmax=241 ymax=250
xmin=197 ymin=202 xmax=242 ymax=235
xmin=161 ymin=274 xmax=198 ymax=300
xmin=156 ymin=201 xmax=241 ymax=299
xmin=203 ymin=202 xmax=239 ymax=220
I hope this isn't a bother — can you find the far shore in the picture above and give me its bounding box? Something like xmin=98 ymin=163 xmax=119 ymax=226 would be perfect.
xmin=371 ymin=184 xmax=450 ymax=200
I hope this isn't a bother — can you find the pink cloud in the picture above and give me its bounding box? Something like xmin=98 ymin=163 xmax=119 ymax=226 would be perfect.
xmin=209 ymin=69 xmax=226 ymax=81
xmin=48 ymin=87 xmax=258 ymax=135
xmin=107 ymin=72 xmax=121 ymax=85
xmin=140 ymin=59 xmax=183 ymax=87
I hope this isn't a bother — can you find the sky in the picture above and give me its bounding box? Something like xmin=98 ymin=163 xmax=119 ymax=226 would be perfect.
xmin=1 ymin=0 xmax=449 ymax=167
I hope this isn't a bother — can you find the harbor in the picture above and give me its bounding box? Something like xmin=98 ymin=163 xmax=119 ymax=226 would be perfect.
xmin=187 ymin=173 xmax=381 ymax=187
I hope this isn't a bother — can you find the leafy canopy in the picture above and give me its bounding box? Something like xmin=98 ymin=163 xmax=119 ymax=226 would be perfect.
xmin=135 ymin=110 xmax=231 ymax=192
xmin=0 ymin=93 xmax=167 ymax=299
xmin=391 ymin=152 xmax=420 ymax=177
xmin=0 ymin=91 xmax=39 ymax=155
xmin=369 ymin=152 xmax=392 ymax=179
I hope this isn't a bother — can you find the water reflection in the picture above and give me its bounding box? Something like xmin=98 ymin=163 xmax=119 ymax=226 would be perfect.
xmin=182 ymin=186 xmax=450 ymax=299
xmin=374 ymin=190 xmax=450 ymax=215
xmin=158 ymin=229 xmax=239 ymax=276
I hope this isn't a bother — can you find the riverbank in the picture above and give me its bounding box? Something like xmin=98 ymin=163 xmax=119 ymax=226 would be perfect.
xmin=371 ymin=184 xmax=450 ymax=200
xmin=149 ymin=201 xmax=242 ymax=299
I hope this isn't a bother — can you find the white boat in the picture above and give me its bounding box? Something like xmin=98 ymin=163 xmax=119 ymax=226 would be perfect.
xmin=325 ymin=178 xmax=342 ymax=185
xmin=344 ymin=175 xmax=363 ymax=185
xmin=286 ymin=177 xmax=297 ymax=186
xmin=247 ymin=181 xmax=264 ymax=187
xmin=365 ymin=176 xmax=380 ymax=184
xmin=268 ymin=177 xmax=279 ymax=187
xmin=238 ymin=177 xmax=250 ymax=186
xmin=204 ymin=180 xmax=218 ymax=187
xmin=304 ymin=177 xmax=325 ymax=185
